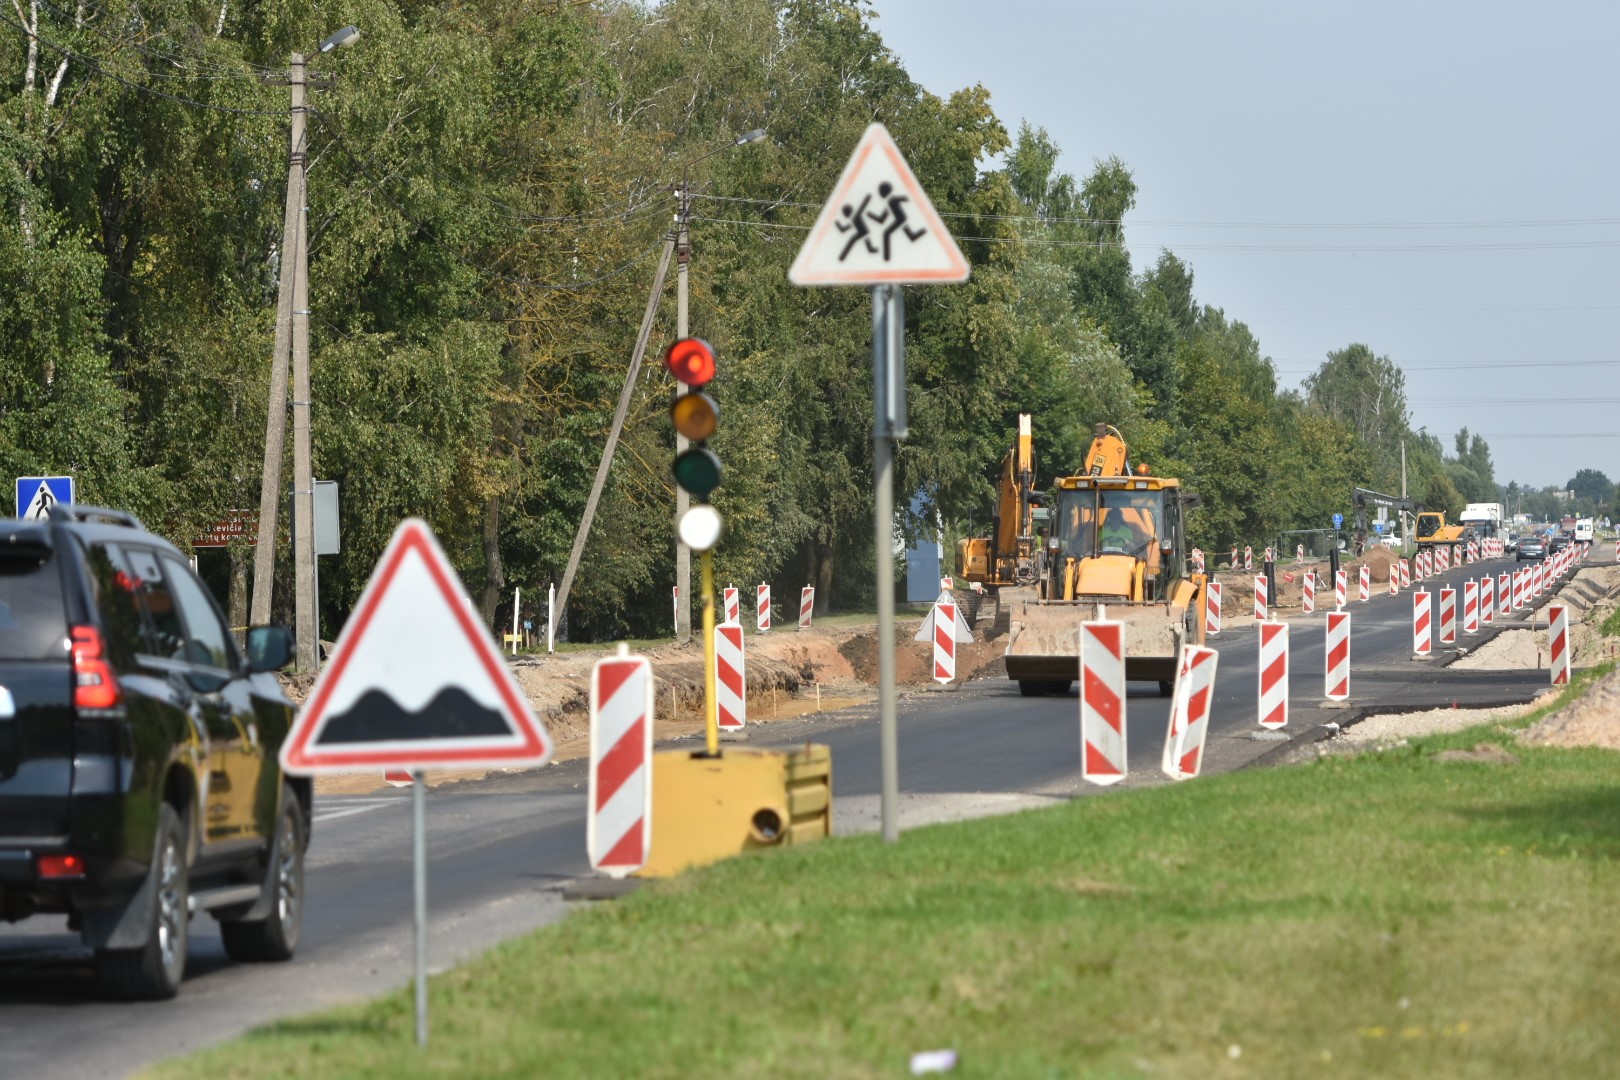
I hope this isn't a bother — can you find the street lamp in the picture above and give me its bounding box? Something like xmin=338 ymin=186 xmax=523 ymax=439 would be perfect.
xmin=250 ymin=25 xmax=361 ymax=672
xmin=672 ymin=128 xmax=767 ymax=645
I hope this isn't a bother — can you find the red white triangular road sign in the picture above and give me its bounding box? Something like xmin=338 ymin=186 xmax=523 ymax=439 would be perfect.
xmin=280 ymin=518 xmax=553 ymax=774
xmin=789 ymin=122 xmax=970 ymax=287
xmin=913 ymin=590 xmax=974 ymax=644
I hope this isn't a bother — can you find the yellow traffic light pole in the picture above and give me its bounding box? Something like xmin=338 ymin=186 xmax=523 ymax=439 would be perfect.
xmin=700 ymin=549 xmax=720 ymax=757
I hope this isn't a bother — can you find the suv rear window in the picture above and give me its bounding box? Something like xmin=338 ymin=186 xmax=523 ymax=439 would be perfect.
xmin=0 ymin=547 xmax=69 ymax=660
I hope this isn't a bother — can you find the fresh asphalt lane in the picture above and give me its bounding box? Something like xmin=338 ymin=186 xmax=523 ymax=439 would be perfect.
xmin=0 ymin=555 xmax=1566 ymax=1077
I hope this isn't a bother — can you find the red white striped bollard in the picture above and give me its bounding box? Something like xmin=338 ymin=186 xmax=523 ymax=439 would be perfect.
xmin=1334 ymin=568 xmax=1348 ymax=610
xmin=1438 ymin=587 xmax=1457 ymax=645
xmin=1192 ymin=548 xmax=1205 ymax=573
xmin=1302 ymin=571 xmax=1316 ymax=615
xmin=756 ymin=583 xmax=771 ymax=632
xmin=1512 ymin=568 xmax=1525 ymax=610
xmin=1481 ymin=574 xmax=1495 ymax=625
xmin=931 ymin=592 xmax=958 ymax=683
xmin=799 ymin=585 xmax=815 ymax=630
xmin=1244 ymin=546 xmax=1254 ymax=571
xmin=723 ymin=586 xmax=740 ymax=625
xmin=1413 ymin=590 xmax=1433 ymax=656
xmin=1359 ymin=565 xmax=1370 ymax=603
xmin=1325 ymin=611 xmax=1351 ymax=701
xmin=1163 ymin=645 xmax=1219 ymax=780
xmin=1400 ymin=558 xmax=1410 ymax=590
xmin=1463 ymin=579 xmax=1479 ymax=634
xmin=1296 ymin=543 xmax=1305 ymax=563
xmin=1253 ymin=574 xmax=1268 ymax=621
xmin=1206 ymin=580 xmax=1223 ymax=636
xmin=1532 ymin=562 xmax=1543 ymax=598
xmin=1389 ymin=564 xmax=1400 ymax=597
xmin=715 ymin=623 xmax=746 ymax=729
xmin=1257 ymin=621 xmax=1288 ymax=729
xmin=1080 ymin=620 xmax=1127 ymax=786
xmin=1439 ymin=545 xmax=1451 ymax=572
xmin=1548 ymin=604 xmax=1571 ymax=686
xmin=1230 ymin=546 xmax=1238 ymax=568
xmin=1468 ymin=540 xmax=1478 ymax=563
xmin=589 ymin=650 xmax=653 ymax=877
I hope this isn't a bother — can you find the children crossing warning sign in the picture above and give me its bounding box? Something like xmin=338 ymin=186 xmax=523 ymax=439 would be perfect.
xmin=280 ymin=518 xmax=553 ymax=774
xmin=788 ymin=123 xmax=969 ymax=287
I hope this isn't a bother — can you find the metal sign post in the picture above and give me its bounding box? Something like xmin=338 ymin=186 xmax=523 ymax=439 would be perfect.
xmin=872 ymin=284 xmax=905 ymax=842
xmin=413 ymin=770 xmax=429 ymax=1046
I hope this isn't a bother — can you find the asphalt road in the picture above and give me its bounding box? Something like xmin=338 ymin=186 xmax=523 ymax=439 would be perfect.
xmin=0 ymin=551 xmax=1579 ymax=1078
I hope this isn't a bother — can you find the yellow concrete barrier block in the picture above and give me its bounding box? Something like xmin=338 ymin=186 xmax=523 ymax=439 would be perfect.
xmin=636 ymin=744 xmax=831 ymax=877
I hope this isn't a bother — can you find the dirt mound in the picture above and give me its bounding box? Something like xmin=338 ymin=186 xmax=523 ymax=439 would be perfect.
xmin=1520 ymin=665 xmax=1620 ymax=751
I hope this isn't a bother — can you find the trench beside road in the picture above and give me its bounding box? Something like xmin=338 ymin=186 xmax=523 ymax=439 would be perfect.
xmin=0 ymin=553 xmax=1603 ymax=1079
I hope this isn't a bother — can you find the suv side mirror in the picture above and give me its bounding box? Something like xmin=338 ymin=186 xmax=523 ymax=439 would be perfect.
xmin=245 ymin=625 xmax=294 ymax=673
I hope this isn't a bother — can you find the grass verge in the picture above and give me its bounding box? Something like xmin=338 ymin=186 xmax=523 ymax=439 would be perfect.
xmin=149 ymin=672 xmax=1620 ymax=1079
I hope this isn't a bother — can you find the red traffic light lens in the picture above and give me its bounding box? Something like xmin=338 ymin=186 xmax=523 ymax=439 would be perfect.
xmin=664 ymin=337 xmax=716 ymax=387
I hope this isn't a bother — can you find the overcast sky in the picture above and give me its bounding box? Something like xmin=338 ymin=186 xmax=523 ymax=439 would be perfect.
xmin=869 ymin=0 xmax=1619 ymax=492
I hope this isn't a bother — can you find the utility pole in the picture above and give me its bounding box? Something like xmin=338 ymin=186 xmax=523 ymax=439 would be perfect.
xmin=251 ymin=53 xmax=306 ymax=635
xmin=674 ymin=180 xmax=692 ymax=644
xmin=1400 ymin=439 xmax=1407 ymax=549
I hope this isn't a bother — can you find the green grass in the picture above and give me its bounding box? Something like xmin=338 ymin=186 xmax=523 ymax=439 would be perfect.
xmin=148 ymin=672 xmax=1620 ymax=1079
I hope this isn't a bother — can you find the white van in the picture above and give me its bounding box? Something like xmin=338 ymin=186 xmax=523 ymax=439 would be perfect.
xmin=1574 ymin=518 xmax=1594 ymax=543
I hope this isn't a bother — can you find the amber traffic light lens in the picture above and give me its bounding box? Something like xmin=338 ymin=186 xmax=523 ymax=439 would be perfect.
xmin=671 ymin=393 xmax=718 ymax=441
xmin=664 ymin=337 xmax=716 ymax=387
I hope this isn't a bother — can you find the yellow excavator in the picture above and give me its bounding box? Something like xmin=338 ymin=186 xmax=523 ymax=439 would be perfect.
xmin=1414 ymin=511 xmax=1471 ymax=551
xmin=955 ymin=414 xmax=1041 ymax=625
xmin=1000 ymin=423 xmax=1208 ymax=696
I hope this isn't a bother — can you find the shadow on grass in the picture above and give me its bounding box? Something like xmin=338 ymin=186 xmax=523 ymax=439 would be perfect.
xmin=1455 ymin=781 xmax=1620 ymax=859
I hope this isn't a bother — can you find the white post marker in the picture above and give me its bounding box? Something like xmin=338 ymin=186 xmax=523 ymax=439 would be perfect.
xmin=791 ymin=121 xmax=971 ymax=846
xmin=1548 ymin=604 xmax=1571 ymax=686
xmin=278 ymin=519 xmax=553 ymax=1050
xmin=1257 ymin=621 xmax=1288 ymax=729
xmin=799 ymin=585 xmax=815 ymax=630
xmin=588 ymin=648 xmax=653 ymax=877
xmin=672 ymin=586 xmax=679 ymax=637
xmin=1206 ymin=580 xmax=1223 ymax=636
xmin=1413 ymin=590 xmax=1433 ymax=656
xmin=1325 ymin=611 xmax=1351 ymax=701
xmin=1163 ymin=645 xmax=1219 ymax=780
xmin=715 ymin=622 xmax=746 ymax=730
xmin=914 ymin=589 xmax=973 ymax=684
xmin=756 ymin=583 xmax=771 ymax=633
xmin=510 ymin=585 xmax=521 ymax=656
xmin=723 ymin=585 xmax=741 ymax=626
xmin=1080 ymin=621 xmax=1127 ymax=785
xmin=547 ymin=582 xmax=556 ymax=654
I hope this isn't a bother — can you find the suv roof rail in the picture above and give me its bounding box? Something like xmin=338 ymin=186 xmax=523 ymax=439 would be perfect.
xmin=47 ymin=503 xmax=146 ymax=530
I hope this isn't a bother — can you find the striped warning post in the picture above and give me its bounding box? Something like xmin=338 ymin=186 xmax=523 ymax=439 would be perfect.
xmin=1532 ymin=561 xmax=1543 ymax=598
xmin=1439 ymin=587 xmax=1457 ymax=645
xmin=1296 ymin=543 xmax=1305 ymax=563
xmin=799 ymin=585 xmax=815 ymax=629
xmin=1548 ymin=604 xmax=1571 ymax=686
xmin=1359 ymin=565 xmax=1371 ymax=603
xmin=1334 ymin=568 xmax=1348 ymax=610
xmin=1206 ymin=580 xmax=1223 ymax=636
xmin=933 ymin=593 xmax=958 ymax=683
xmin=715 ymin=623 xmax=746 ymax=730
xmin=1400 ymin=558 xmax=1411 ymax=590
xmin=1253 ymin=574 xmax=1268 ymax=621
xmin=1244 ymin=546 xmax=1254 ymax=571
xmin=1413 ymin=590 xmax=1432 ymax=656
xmin=1302 ymin=571 xmax=1315 ymax=615
xmin=1080 ymin=621 xmax=1127 ymax=786
xmin=1512 ymin=568 xmax=1525 ymax=610
xmin=1463 ymin=579 xmax=1479 ymax=634
xmin=1389 ymin=564 xmax=1400 ymax=597
xmin=756 ymin=583 xmax=771 ymax=632
xmin=1481 ymin=574 xmax=1495 ymax=625
xmin=1325 ymin=611 xmax=1351 ymax=701
xmin=1438 ymin=545 xmax=1451 ymax=572
xmin=1192 ymin=548 xmax=1205 ymax=573
xmin=1467 ymin=540 xmax=1478 ymax=563
xmin=1163 ymin=644 xmax=1219 ymax=780
xmin=1257 ymin=621 xmax=1288 ymax=730
xmin=723 ymin=586 xmax=740 ymax=625
xmin=1229 ymin=546 xmax=1238 ymax=568
xmin=589 ymin=652 xmax=653 ymax=878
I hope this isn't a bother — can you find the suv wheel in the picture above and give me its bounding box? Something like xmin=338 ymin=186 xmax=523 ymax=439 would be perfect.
xmin=96 ymin=803 xmax=189 ymax=1000
xmin=219 ymin=787 xmax=305 ymax=962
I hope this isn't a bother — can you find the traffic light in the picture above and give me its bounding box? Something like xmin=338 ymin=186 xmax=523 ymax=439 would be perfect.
xmin=667 ymin=337 xmax=724 ymax=551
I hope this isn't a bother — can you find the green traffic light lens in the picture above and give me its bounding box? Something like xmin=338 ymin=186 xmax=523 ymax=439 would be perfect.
xmin=672 ymin=447 xmax=722 ymax=498
xmin=671 ymin=392 xmax=718 ymax=441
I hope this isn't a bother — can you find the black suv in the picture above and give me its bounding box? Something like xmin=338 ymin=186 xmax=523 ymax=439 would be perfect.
xmin=0 ymin=505 xmax=306 ymax=999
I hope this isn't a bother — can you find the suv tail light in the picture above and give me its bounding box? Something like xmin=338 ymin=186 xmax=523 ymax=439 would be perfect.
xmin=38 ymin=853 xmax=86 ymax=879
xmin=71 ymin=625 xmax=123 ymax=710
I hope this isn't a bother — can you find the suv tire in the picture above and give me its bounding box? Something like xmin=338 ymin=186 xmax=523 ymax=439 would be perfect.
xmin=96 ymin=803 xmax=189 ymax=1000
xmin=219 ymin=787 xmax=305 ymax=963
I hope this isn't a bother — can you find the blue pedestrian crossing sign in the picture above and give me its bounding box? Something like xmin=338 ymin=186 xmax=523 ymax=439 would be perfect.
xmin=16 ymin=476 xmax=74 ymax=521
xmin=1332 ymin=512 xmax=1344 ymax=529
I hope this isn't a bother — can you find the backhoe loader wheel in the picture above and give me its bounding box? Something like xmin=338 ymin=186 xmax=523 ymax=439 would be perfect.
xmin=1018 ymin=681 xmax=1045 ymax=697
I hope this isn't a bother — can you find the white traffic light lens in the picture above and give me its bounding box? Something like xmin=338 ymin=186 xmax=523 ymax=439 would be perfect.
xmin=677 ymin=505 xmax=724 ymax=552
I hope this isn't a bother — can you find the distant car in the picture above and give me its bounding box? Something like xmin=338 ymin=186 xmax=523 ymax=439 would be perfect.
xmin=1516 ymin=536 xmax=1547 ymax=561
xmin=1504 ymin=535 xmax=1519 ymax=555
xmin=1549 ymin=534 xmax=1571 ymax=554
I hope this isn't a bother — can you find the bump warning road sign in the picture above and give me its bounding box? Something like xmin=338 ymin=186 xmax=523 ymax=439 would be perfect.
xmin=789 ymin=122 xmax=969 ymax=287
xmin=280 ymin=518 xmax=553 ymax=774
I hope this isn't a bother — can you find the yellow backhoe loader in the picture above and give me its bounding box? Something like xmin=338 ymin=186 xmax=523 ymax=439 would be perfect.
xmin=1000 ymin=424 xmax=1208 ymax=696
